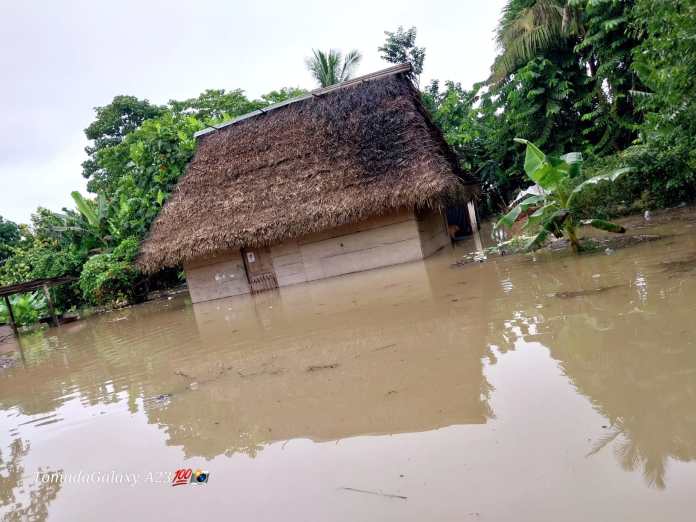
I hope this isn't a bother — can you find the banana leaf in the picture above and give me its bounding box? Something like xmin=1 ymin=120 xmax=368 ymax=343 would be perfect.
xmin=581 ymin=219 xmax=626 ymax=234
xmin=71 ymin=191 xmax=99 ymax=228
xmin=568 ymin=167 xmax=632 ymax=204
xmin=496 ymin=195 xmax=545 ymax=228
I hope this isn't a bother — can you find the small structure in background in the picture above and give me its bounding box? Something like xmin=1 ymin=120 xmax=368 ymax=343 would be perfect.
xmin=138 ymin=64 xmax=479 ymax=302
xmin=0 ymin=276 xmax=76 ymax=335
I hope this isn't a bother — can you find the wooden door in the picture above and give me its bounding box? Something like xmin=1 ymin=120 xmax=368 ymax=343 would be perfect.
xmin=241 ymin=247 xmax=279 ymax=294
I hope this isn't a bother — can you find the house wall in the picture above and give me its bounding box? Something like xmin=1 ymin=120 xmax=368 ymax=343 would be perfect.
xmin=417 ymin=209 xmax=451 ymax=258
xmin=271 ymin=208 xmax=429 ymax=286
xmin=184 ymin=251 xmax=249 ymax=304
xmin=185 ymin=208 xmax=450 ymax=303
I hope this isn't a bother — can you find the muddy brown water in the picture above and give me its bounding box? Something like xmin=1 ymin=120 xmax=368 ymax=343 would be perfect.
xmin=2 ymin=210 xmax=696 ymax=521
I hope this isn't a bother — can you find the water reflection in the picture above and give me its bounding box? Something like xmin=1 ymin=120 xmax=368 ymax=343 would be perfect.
xmin=1 ymin=262 xmax=495 ymax=462
xmin=0 ymin=438 xmax=62 ymax=520
xmin=485 ymin=226 xmax=696 ymax=489
xmin=153 ymin=261 xmax=496 ymax=459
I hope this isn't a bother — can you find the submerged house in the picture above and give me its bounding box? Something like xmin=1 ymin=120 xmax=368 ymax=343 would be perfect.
xmin=138 ymin=64 xmax=478 ymax=303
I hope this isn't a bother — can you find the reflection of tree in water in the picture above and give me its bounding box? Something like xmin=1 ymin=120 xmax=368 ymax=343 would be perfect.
xmin=488 ymin=259 xmax=696 ymax=490
xmin=588 ymin=418 xmax=669 ymax=490
xmin=556 ymin=310 xmax=696 ymax=489
xmin=225 ymin=430 xmax=265 ymax=459
xmin=0 ymin=298 xmax=200 ymax=418
xmin=0 ymin=439 xmax=62 ymax=521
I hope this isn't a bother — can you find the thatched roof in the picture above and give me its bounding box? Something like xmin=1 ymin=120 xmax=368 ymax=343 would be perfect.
xmin=138 ymin=64 xmax=478 ymax=273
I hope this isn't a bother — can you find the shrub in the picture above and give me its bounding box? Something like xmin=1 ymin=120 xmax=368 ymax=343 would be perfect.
xmin=0 ymin=293 xmax=47 ymax=327
xmin=78 ymin=238 xmax=140 ymax=306
xmin=112 ymin=237 xmax=139 ymax=262
xmin=0 ymin=242 xmax=86 ymax=313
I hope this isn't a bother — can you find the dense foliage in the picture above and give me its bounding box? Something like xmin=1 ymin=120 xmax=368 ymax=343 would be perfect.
xmin=378 ymin=26 xmax=425 ymax=84
xmin=0 ymin=217 xmax=20 ymax=263
xmin=0 ymin=293 xmax=47 ymax=327
xmin=423 ymin=0 xmax=695 ymax=216
xmin=78 ymin=238 xmax=140 ymax=306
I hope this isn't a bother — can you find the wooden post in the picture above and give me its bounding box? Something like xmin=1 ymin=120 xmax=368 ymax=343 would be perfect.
xmin=467 ymin=201 xmax=483 ymax=253
xmin=467 ymin=200 xmax=479 ymax=231
xmin=3 ymin=295 xmax=18 ymax=336
xmin=42 ymin=284 xmax=59 ymax=327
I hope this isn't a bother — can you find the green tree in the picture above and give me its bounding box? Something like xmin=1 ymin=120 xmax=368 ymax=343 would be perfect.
xmin=82 ymin=96 xmax=164 ymax=193
xmin=169 ymin=89 xmax=263 ymax=122
xmin=259 ymin=87 xmax=308 ymax=104
xmin=378 ymin=26 xmax=426 ymax=84
xmin=306 ymin=49 xmax=362 ymax=88
xmin=492 ymin=0 xmax=584 ymax=82
xmin=573 ymin=0 xmax=644 ymax=154
xmin=0 ymin=216 xmax=20 ymax=263
xmin=628 ymin=0 xmax=696 ymax=205
xmin=104 ymin=112 xmax=203 ymax=240
xmin=62 ymin=191 xmax=117 ymax=251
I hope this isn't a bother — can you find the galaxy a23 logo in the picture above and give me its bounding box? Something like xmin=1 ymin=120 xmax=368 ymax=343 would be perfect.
xmin=171 ymin=468 xmax=209 ymax=486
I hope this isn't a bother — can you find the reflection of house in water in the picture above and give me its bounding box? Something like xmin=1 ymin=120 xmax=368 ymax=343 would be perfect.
xmin=147 ymin=260 xmax=494 ymax=459
xmin=1 ymin=254 xmax=494 ymax=462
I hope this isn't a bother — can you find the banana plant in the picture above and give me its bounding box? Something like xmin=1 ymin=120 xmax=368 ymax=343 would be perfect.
xmin=50 ymin=192 xmax=120 ymax=252
xmin=0 ymin=292 xmax=47 ymax=326
xmin=496 ymin=138 xmax=631 ymax=253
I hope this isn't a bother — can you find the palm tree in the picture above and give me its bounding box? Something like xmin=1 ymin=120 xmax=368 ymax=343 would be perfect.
xmin=492 ymin=0 xmax=584 ymax=82
xmin=305 ymin=49 xmax=362 ymax=88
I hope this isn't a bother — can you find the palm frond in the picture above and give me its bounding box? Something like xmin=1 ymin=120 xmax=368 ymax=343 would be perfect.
xmin=492 ymin=0 xmax=581 ymax=82
xmin=339 ymin=49 xmax=362 ymax=82
xmin=306 ymin=48 xmax=361 ymax=87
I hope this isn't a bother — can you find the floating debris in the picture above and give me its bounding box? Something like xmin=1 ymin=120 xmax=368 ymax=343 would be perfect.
xmin=551 ymin=285 xmax=622 ymax=299
xmin=0 ymin=356 xmax=17 ymax=369
xmin=372 ymin=343 xmax=397 ymax=352
xmin=144 ymin=393 xmax=172 ymax=408
xmin=339 ymin=487 xmax=407 ymax=500
xmin=307 ymin=363 xmax=339 ymax=372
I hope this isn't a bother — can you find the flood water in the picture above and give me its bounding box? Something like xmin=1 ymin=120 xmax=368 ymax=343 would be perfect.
xmin=2 ymin=209 xmax=696 ymax=521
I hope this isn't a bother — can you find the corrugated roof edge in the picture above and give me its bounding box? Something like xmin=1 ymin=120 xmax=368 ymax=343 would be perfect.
xmin=193 ymin=63 xmax=413 ymax=138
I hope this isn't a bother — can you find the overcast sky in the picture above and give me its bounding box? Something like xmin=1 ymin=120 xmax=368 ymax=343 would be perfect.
xmin=0 ymin=0 xmax=505 ymax=224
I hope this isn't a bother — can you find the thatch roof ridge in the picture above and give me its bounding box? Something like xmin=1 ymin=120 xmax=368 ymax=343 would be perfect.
xmin=138 ymin=67 xmax=478 ymax=273
xmin=194 ymin=63 xmax=413 ymax=139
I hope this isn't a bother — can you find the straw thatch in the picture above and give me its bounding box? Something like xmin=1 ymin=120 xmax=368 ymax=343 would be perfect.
xmin=138 ymin=66 xmax=478 ymax=273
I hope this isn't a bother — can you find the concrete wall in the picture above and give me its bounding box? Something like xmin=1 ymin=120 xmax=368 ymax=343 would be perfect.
xmin=184 ymin=251 xmax=249 ymax=304
xmin=185 ymin=208 xmax=450 ymax=302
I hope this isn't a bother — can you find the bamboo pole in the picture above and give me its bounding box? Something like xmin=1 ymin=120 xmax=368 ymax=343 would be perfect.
xmin=42 ymin=284 xmax=59 ymax=327
xmin=3 ymin=295 xmax=18 ymax=336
